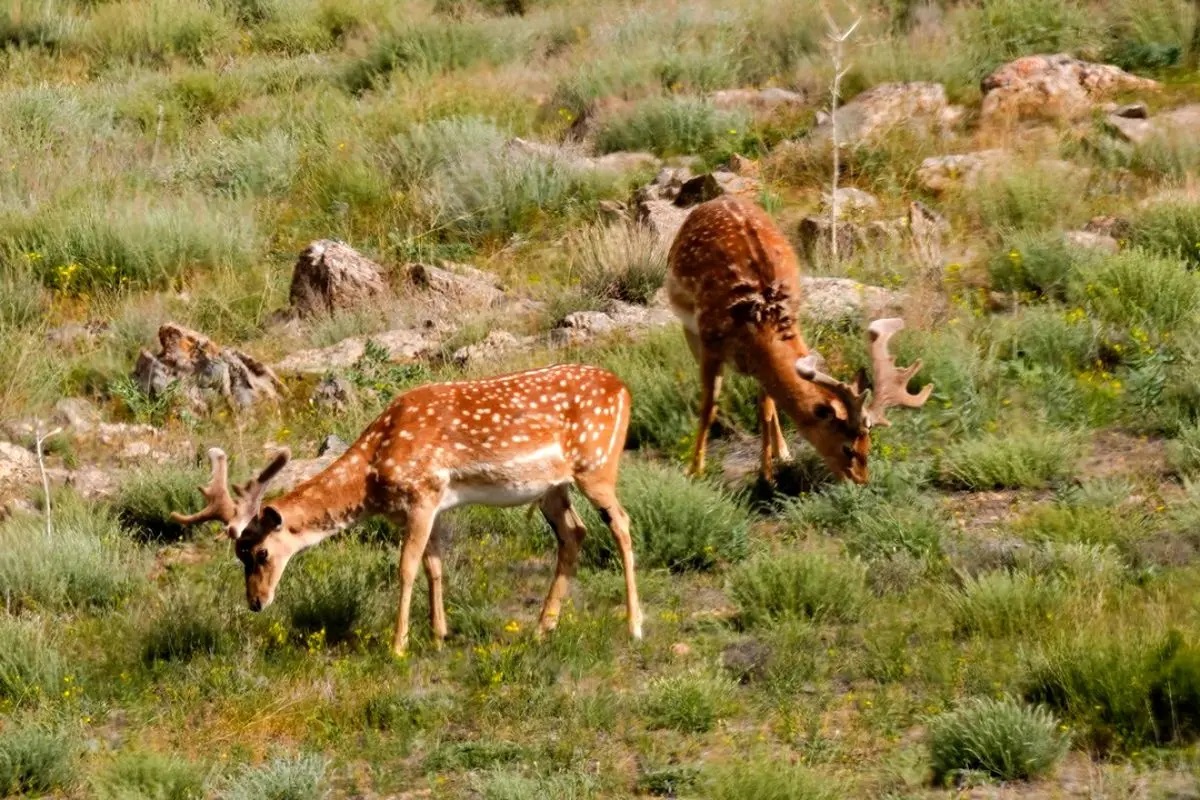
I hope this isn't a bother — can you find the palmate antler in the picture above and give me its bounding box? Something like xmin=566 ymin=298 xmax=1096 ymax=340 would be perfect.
xmin=171 ymin=447 xmax=291 ymax=537
xmin=795 ymin=318 xmax=933 ymax=431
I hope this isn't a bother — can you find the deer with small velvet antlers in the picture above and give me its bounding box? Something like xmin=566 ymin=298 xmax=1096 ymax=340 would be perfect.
xmin=171 ymin=364 xmax=643 ymax=656
xmin=665 ymin=195 xmax=932 ymax=484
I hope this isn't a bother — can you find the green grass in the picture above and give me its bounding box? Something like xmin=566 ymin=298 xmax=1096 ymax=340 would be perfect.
xmin=641 ymin=671 xmax=735 ymax=733
xmin=730 ymin=552 xmax=868 ymax=627
xmin=282 ymin=541 xmax=392 ymax=645
xmin=593 ymin=96 xmax=751 ymax=160
xmin=571 ymin=222 xmax=667 ymax=306
xmin=111 ymin=465 xmax=210 ymax=540
xmin=946 ymin=570 xmax=1066 ymax=638
xmin=937 ymin=430 xmax=1078 ymax=490
xmin=702 ymin=760 xmax=839 ymax=800
xmin=0 ymin=618 xmax=64 ymax=708
xmin=94 ymin=751 xmax=206 ymax=800
xmin=222 ymin=754 xmax=328 ymax=800
xmin=928 ymin=696 xmax=1069 ymax=785
xmin=0 ymin=724 xmax=76 ymax=797
xmin=1131 ymin=200 xmax=1200 ymax=269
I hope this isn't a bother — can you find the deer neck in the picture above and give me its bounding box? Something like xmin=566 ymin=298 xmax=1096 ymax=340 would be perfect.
xmin=266 ymin=447 xmax=375 ymax=550
xmin=745 ymin=334 xmax=828 ymax=428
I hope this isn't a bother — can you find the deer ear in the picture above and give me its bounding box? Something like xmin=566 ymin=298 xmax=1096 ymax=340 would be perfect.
xmin=260 ymin=506 xmax=284 ymax=533
xmin=853 ymin=367 xmax=870 ymax=394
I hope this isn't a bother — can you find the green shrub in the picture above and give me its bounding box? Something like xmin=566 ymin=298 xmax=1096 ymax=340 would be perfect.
xmin=1015 ymin=542 xmax=1126 ymax=588
xmin=0 ymin=267 xmax=46 ymax=327
xmin=1130 ymin=200 xmax=1200 ymax=269
xmin=0 ymin=618 xmax=64 ymax=707
xmin=283 ymin=542 xmax=391 ymax=644
xmin=937 ymin=430 xmax=1078 ymax=490
xmin=1104 ymin=0 xmax=1196 ymax=71
xmin=180 ymin=131 xmax=299 ymax=197
xmin=112 ymin=465 xmax=210 ymax=540
xmin=970 ymin=164 xmax=1086 ymax=232
xmin=1024 ymin=629 xmax=1200 ymax=751
xmin=986 ymin=307 xmax=1104 ymax=373
xmin=580 ymin=461 xmax=752 ymax=571
xmin=0 ymin=495 xmax=146 ymax=612
xmin=959 ymin=0 xmax=1100 ymax=79
xmin=1071 ymin=248 xmax=1200 ymax=338
xmin=1168 ymin=422 xmax=1200 ymax=476
xmin=470 ymin=769 xmax=599 ymax=800
xmin=0 ymin=725 xmax=76 ymax=797
xmin=572 ymin=222 xmax=667 ymax=306
xmin=362 ymin=691 xmax=453 ymax=735
xmin=928 ymin=696 xmax=1068 ymax=785
xmin=946 ymin=570 xmax=1065 ymax=637
xmin=641 ymin=672 xmax=735 ymax=733
xmin=343 ymin=19 xmax=522 ymax=93
xmin=987 ymin=231 xmax=1089 ymax=300
xmin=593 ymin=330 xmax=697 ymax=453
xmin=82 ymin=0 xmax=236 ymax=63
xmin=140 ymin=595 xmax=229 ymax=665
xmin=425 ymin=739 xmax=528 ymax=772
xmin=702 ymin=761 xmax=839 ymax=800
xmin=223 ymin=754 xmax=328 ymax=800
xmin=635 ymin=764 xmax=702 ymax=797
xmin=594 ymin=96 xmax=750 ymax=160
xmin=730 ymin=552 xmax=868 ymax=627
xmin=95 ymin=751 xmax=206 ymax=800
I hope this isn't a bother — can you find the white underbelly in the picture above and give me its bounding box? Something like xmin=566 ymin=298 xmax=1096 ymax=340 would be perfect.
xmin=664 ymin=273 xmax=699 ymax=333
xmin=438 ymin=479 xmax=566 ymax=511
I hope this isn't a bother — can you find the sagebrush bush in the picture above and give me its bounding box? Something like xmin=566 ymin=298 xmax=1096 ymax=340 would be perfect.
xmin=580 ymin=461 xmax=751 ymax=571
xmin=140 ymin=593 xmax=230 ymax=665
xmin=987 ymin=231 xmax=1091 ymax=300
xmin=0 ymin=725 xmax=76 ymax=797
xmin=928 ymin=696 xmax=1069 ymax=785
xmin=1131 ymin=200 xmax=1200 ymax=269
xmin=947 ymin=570 xmax=1065 ymax=637
xmin=94 ymin=751 xmax=206 ymax=800
xmin=470 ymin=769 xmax=599 ymax=800
xmin=731 ymin=552 xmax=868 ymax=626
xmin=1104 ymin=0 xmax=1196 ymax=71
xmin=0 ymin=495 xmax=146 ymax=612
xmin=82 ymin=0 xmax=236 ymax=63
xmin=1025 ymin=629 xmax=1200 ymax=751
xmin=112 ymin=465 xmax=209 ymax=540
xmin=702 ymin=761 xmax=839 ymax=800
xmin=571 ymin=222 xmax=667 ymax=305
xmin=223 ymin=754 xmax=328 ymax=800
xmin=1071 ymin=248 xmax=1200 ymax=338
xmin=1168 ymin=423 xmax=1200 ymax=477
xmin=283 ymin=542 xmax=391 ymax=644
xmin=937 ymin=430 xmax=1077 ymax=490
xmin=594 ymin=96 xmax=750 ymax=159
xmin=641 ymin=672 xmax=735 ymax=733
xmin=959 ymin=0 xmax=1101 ymax=79
xmin=987 ymin=306 xmax=1103 ymax=373
xmin=969 ymin=165 xmax=1086 ymax=232
xmin=0 ymin=618 xmax=64 ymax=708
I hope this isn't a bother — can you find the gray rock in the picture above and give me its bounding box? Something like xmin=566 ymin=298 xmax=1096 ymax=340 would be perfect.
xmin=1064 ymin=230 xmax=1120 ymax=254
xmin=980 ymin=54 xmax=1160 ymax=126
xmin=722 ymin=638 xmax=772 ymax=683
xmin=317 ymin=434 xmax=350 ymax=457
xmin=819 ymin=187 xmax=880 ymax=219
xmin=709 ymin=87 xmax=807 ymax=111
xmin=289 ymin=240 xmax=388 ymax=318
xmin=406 ymin=262 xmax=504 ymax=310
xmin=504 ymin=136 xmax=659 ymax=174
xmin=1107 ymin=103 xmax=1200 ymax=145
xmin=633 ymin=166 xmax=761 ymax=244
xmin=452 ymin=330 xmax=531 ymax=367
xmin=551 ymin=301 xmax=676 ymax=346
xmin=311 ymin=375 xmax=356 ymax=411
xmin=275 ymin=326 xmax=443 ymax=375
xmin=916 ymin=150 xmax=1007 ymax=193
xmin=53 ymin=397 xmax=101 ymax=432
xmin=808 ymin=82 xmax=951 ymax=147
xmin=133 ymin=323 xmax=284 ymax=413
xmin=1084 ymin=215 xmax=1132 ymax=240
xmin=799 ymin=276 xmax=901 ymax=325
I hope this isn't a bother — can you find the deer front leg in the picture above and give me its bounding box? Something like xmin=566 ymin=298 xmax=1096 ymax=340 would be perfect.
xmin=393 ymin=501 xmax=438 ymax=657
xmin=690 ymin=350 xmax=724 ymax=477
xmin=536 ymin=485 xmax=586 ymax=637
xmin=422 ymin=519 xmax=448 ymax=648
xmin=758 ymin=392 xmax=791 ymax=482
xmin=577 ymin=473 xmax=643 ymax=640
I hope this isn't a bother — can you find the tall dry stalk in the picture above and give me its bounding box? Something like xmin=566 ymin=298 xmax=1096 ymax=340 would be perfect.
xmin=823 ymin=8 xmax=861 ymax=270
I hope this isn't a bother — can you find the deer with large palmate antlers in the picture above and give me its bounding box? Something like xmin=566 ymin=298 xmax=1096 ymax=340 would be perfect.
xmin=665 ymin=195 xmax=932 ymax=484
xmin=171 ymin=364 xmax=643 ymax=656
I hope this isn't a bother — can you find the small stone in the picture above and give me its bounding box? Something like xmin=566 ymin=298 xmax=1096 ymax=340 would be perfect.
xmin=819 ymin=187 xmax=880 ymax=219
xmin=53 ymin=397 xmax=101 ymax=432
xmin=670 ymin=642 xmax=692 ymax=658
xmin=288 ymin=240 xmax=387 ymax=319
xmin=1064 ymin=230 xmax=1120 ymax=254
xmin=317 ymin=434 xmax=350 ymax=458
xmin=311 ymin=375 xmax=356 ymax=411
xmin=722 ymin=638 xmax=772 ymax=683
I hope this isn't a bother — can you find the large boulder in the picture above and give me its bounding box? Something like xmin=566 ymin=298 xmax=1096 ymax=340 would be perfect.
xmin=980 ymin=54 xmax=1160 ymax=127
xmin=808 ymin=82 xmax=954 ymax=147
xmin=288 ymin=240 xmax=387 ymax=318
xmin=634 ymin=165 xmax=762 ymax=244
xmin=1105 ymin=103 xmax=1200 ymax=145
xmin=134 ymin=323 xmax=283 ymax=413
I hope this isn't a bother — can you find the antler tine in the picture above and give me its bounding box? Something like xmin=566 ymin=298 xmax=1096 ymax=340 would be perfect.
xmin=864 ymin=318 xmax=933 ymax=428
xmin=795 ymin=354 xmax=864 ymax=429
xmin=237 ymin=448 xmax=291 ymax=515
xmin=170 ymin=448 xmax=238 ymax=526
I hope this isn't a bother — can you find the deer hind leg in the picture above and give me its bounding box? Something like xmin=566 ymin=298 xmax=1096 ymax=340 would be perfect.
xmin=575 ymin=473 xmax=643 ymax=640
xmin=422 ymin=518 xmax=449 ymax=648
xmin=536 ymin=484 xmax=586 ymax=636
xmin=393 ymin=501 xmax=438 ymax=657
xmin=758 ymin=392 xmax=791 ymax=482
xmin=689 ymin=333 xmax=724 ymax=477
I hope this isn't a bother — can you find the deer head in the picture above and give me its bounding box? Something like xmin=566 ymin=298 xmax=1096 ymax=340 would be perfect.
xmin=793 ymin=318 xmax=933 ymax=483
xmin=172 ymin=447 xmax=293 ymax=611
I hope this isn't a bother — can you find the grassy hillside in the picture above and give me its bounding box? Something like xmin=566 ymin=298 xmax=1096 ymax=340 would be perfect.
xmin=2 ymin=0 xmax=1200 ymax=796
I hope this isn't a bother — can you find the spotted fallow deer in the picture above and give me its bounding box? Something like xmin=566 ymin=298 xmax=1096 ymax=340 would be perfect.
xmin=171 ymin=364 xmax=643 ymax=656
xmin=665 ymin=195 xmax=933 ymax=484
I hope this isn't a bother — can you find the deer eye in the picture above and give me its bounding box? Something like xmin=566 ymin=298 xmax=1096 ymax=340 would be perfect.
xmin=842 ymin=444 xmax=856 ymax=459
xmin=814 ymin=403 xmax=833 ymax=420
xmin=255 ymin=550 xmax=269 ymax=566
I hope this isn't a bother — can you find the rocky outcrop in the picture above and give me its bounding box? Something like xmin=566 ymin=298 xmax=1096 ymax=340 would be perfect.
xmin=633 ymin=166 xmax=762 ymax=244
xmin=1064 ymin=230 xmax=1119 ymax=254
xmin=980 ymin=54 xmax=1160 ymax=126
xmin=275 ymin=326 xmax=443 ymax=374
xmin=405 ymin=262 xmax=505 ymax=313
xmin=550 ymin=300 xmax=677 ymax=346
xmin=1106 ymin=103 xmax=1200 ymax=145
xmin=134 ymin=323 xmax=284 ymax=412
xmin=916 ymin=150 xmax=1007 ymax=194
xmin=288 ymin=240 xmax=387 ymax=318
xmin=504 ymin=137 xmax=659 ymax=174
xmin=797 ymin=201 xmax=946 ymax=267
xmin=808 ymin=82 xmax=955 ymax=147
xmin=708 ymin=87 xmax=807 ymax=112
xmin=799 ymin=276 xmax=902 ymax=325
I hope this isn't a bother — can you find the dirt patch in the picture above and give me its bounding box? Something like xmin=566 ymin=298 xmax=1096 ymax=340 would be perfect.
xmin=1077 ymin=430 xmax=1168 ymax=482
